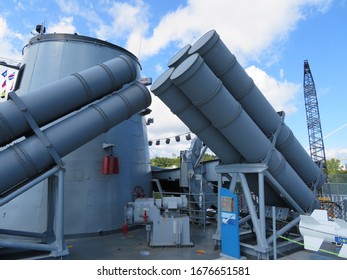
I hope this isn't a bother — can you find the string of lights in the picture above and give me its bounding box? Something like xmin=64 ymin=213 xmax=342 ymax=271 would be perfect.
xmin=148 ymin=131 xmax=193 ymax=146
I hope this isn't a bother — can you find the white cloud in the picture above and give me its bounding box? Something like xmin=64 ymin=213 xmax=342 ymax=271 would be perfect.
xmin=94 ymin=0 xmax=150 ymax=51
xmin=0 ymin=16 xmax=22 ymax=59
xmin=55 ymin=0 xmax=103 ymax=34
xmin=55 ymin=0 xmax=332 ymax=65
xmin=148 ymin=135 xmax=193 ymax=158
xmin=154 ymin=63 xmax=164 ymax=75
xmin=14 ymin=1 xmax=25 ymax=10
xmin=120 ymin=0 xmax=332 ymax=64
xmin=0 ymin=16 xmax=9 ymax=38
xmin=146 ymin=88 xmax=194 ymax=158
xmin=55 ymin=0 xmax=80 ymax=14
xmin=246 ymin=65 xmax=300 ymax=115
xmin=147 ymin=94 xmax=198 ymax=157
xmin=147 ymin=64 xmax=302 ymax=157
xmin=147 ymin=93 xmax=190 ymax=139
xmin=326 ymin=148 xmax=347 ymax=161
xmin=0 ymin=0 xmax=334 ymax=158
xmin=280 ymin=69 xmax=285 ymax=80
xmin=47 ymin=16 xmax=77 ymax=34
xmin=317 ymin=86 xmax=331 ymax=96
xmin=139 ymin=0 xmax=331 ymax=157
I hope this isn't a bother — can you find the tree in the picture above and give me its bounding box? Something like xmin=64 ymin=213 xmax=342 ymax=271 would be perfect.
xmin=326 ymin=158 xmax=342 ymax=174
xmin=150 ymin=156 xmax=180 ymax=168
xmin=201 ymin=153 xmax=218 ymax=162
xmin=325 ymin=158 xmax=347 ymax=183
xmin=150 ymin=153 xmax=218 ymax=168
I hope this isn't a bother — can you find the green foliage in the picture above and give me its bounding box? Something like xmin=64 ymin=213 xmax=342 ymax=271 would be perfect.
xmin=325 ymin=158 xmax=347 ymax=183
xmin=150 ymin=156 xmax=180 ymax=168
xmin=150 ymin=153 xmax=218 ymax=168
xmin=326 ymin=158 xmax=342 ymax=174
xmin=201 ymin=153 xmax=218 ymax=162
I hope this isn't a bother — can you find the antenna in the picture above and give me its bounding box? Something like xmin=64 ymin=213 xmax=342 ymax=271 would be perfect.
xmin=137 ymin=23 xmax=144 ymax=60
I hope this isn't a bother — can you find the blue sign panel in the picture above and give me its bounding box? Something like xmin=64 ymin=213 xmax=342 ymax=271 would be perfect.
xmin=335 ymin=236 xmax=347 ymax=244
xmin=220 ymin=187 xmax=240 ymax=259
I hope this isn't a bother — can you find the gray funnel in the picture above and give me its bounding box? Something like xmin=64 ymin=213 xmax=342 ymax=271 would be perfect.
xmin=189 ymin=30 xmax=324 ymax=187
xmin=0 ymin=55 xmax=136 ymax=147
xmin=171 ymin=54 xmax=319 ymax=211
xmin=0 ymin=82 xmax=151 ymax=195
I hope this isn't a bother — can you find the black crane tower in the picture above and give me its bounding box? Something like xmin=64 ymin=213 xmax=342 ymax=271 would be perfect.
xmin=303 ymin=60 xmax=327 ymax=173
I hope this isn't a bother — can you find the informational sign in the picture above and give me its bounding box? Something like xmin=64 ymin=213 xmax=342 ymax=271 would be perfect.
xmin=220 ymin=187 xmax=240 ymax=259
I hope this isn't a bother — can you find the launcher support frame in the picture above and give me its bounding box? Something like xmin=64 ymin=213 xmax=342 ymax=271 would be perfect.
xmin=0 ymin=166 xmax=68 ymax=258
xmin=214 ymin=163 xmax=304 ymax=259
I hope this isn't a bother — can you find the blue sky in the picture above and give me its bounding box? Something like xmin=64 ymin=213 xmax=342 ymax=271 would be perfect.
xmin=0 ymin=0 xmax=346 ymax=162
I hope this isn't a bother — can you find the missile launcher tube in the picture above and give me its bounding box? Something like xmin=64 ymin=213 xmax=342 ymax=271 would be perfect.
xmin=171 ymin=54 xmax=319 ymax=211
xmin=189 ymin=30 xmax=324 ymax=187
xmin=0 ymin=82 xmax=151 ymax=195
xmin=153 ymin=57 xmax=290 ymax=207
xmin=151 ymin=67 xmax=241 ymax=164
xmin=0 ymin=55 xmax=136 ymax=147
xmin=167 ymin=44 xmax=191 ymax=68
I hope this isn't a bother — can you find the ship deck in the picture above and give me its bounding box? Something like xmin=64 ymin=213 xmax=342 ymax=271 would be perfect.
xmin=63 ymin=221 xmax=343 ymax=260
xmin=0 ymin=220 xmax=343 ymax=260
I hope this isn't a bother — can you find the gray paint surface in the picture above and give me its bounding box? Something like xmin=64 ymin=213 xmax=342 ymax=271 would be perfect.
xmin=189 ymin=30 xmax=324 ymax=187
xmin=152 ymin=59 xmax=287 ymax=207
xmin=151 ymin=67 xmax=241 ymax=164
xmin=170 ymin=53 xmax=319 ymax=211
xmin=0 ymin=55 xmax=136 ymax=146
xmin=0 ymin=33 xmax=152 ymax=235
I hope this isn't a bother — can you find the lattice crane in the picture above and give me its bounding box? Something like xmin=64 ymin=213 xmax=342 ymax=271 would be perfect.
xmin=303 ymin=60 xmax=328 ymax=173
xmin=303 ymin=60 xmax=336 ymax=212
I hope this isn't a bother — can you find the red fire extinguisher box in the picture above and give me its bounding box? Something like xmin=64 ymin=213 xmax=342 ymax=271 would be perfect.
xmin=102 ymin=155 xmax=119 ymax=175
